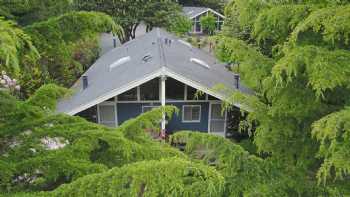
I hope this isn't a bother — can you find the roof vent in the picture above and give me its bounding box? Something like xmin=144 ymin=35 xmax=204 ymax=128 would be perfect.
xmin=109 ymin=56 xmax=131 ymax=70
xmin=234 ymin=74 xmax=240 ymax=89
xmin=190 ymin=58 xmax=210 ymax=69
xmin=164 ymin=38 xmax=172 ymax=46
xmin=142 ymin=54 xmax=153 ymax=63
xmin=82 ymin=76 xmax=88 ymax=90
xmin=178 ymin=39 xmax=192 ymax=48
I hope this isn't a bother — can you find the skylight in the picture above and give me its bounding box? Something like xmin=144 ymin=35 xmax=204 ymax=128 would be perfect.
xmin=190 ymin=58 xmax=210 ymax=69
xmin=109 ymin=56 xmax=131 ymax=70
xmin=178 ymin=39 xmax=192 ymax=48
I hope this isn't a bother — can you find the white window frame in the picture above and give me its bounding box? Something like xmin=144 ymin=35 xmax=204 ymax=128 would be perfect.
xmin=97 ymin=101 xmax=118 ymax=127
xmin=208 ymin=101 xmax=227 ymax=136
xmin=182 ymin=105 xmax=201 ymax=123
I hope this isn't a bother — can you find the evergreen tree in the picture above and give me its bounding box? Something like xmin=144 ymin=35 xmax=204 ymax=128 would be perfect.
xmin=215 ymin=0 xmax=350 ymax=195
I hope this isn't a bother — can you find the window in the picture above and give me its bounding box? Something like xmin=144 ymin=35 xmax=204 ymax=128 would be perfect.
xmin=186 ymin=86 xmax=206 ymax=100
xmin=140 ymin=78 xmax=159 ymax=101
xmin=118 ymin=88 xmax=137 ymax=101
xmin=182 ymin=105 xmax=201 ymax=123
xmin=209 ymin=104 xmax=226 ymax=133
xmin=166 ymin=78 xmax=184 ymax=100
xmin=98 ymin=104 xmax=116 ymax=127
xmin=142 ymin=105 xmax=159 ymax=113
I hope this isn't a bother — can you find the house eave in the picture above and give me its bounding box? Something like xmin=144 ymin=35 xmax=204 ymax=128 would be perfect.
xmin=188 ymin=8 xmax=225 ymax=19
xmin=60 ymin=67 xmax=246 ymax=116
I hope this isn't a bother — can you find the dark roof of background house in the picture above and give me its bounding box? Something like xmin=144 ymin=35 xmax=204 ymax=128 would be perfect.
xmin=182 ymin=6 xmax=224 ymax=19
xmin=57 ymin=28 xmax=252 ymax=115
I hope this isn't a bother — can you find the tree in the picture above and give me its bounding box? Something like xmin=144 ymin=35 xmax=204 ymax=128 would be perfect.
xmin=0 ymin=17 xmax=38 ymax=75
xmin=167 ymin=14 xmax=192 ymax=35
xmin=200 ymin=13 xmax=217 ymax=35
xmin=142 ymin=0 xmax=182 ymax=32
xmin=20 ymin=11 xmax=121 ymax=96
xmin=0 ymin=85 xmax=182 ymax=194
xmin=75 ymin=0 xmax=181 ymax=43
xmin=215 ymin=0 xmax=350 ymax=195
xmin=0 ymin=0 xmax=74 ymax=25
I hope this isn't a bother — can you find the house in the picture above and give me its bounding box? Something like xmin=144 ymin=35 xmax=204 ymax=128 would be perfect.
xmin=182 ymin=6 xmax=225 ymax=34
xmin=57 ymin=28 xmax=252 ymax=137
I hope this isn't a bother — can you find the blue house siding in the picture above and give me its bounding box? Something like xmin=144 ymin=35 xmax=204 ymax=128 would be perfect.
xmin=117 ymin=103 xmax=160 ymax=125
xmin=116 ymin=102 xmax=209 ymax=133
xmin=166 ymin=102 xmax=209 ymax=133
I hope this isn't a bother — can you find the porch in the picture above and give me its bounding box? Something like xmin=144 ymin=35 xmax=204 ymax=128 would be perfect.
xmin=77 ymin=77 xmax=240 ymax=137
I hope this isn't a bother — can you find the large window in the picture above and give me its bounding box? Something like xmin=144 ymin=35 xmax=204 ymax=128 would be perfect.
xmin=140 ymin=78 xmax=159 ymax=101
xmin=98 ymin=104 xmax=116 ymax=127
xmin=118 ymin=88 xmax=137 ymax=101
xmin=166 ymin=78 xmax=184 ymax=100
xmin=209 ymin=104 xmax=226 ymax=134
xmin=186 ymin=86 xmax=206 ymax=100
xmin=182 ymin=105 xmax=201 ymax=123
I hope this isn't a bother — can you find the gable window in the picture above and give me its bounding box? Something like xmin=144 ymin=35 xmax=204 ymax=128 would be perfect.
xmin=166 ymin=78 xmax=185 ymax=100
xmin=140 ymin=78 xmax=159 ymax=101
xmin=98 ymin=104 xmax=117 ymax=127
xmin=118 ymin=88 xmax=137 ymax=101
xmin=182 ymin=105 xmax=201 ymax=123
xmin=186 ymin=86 xmax=206 ymax=100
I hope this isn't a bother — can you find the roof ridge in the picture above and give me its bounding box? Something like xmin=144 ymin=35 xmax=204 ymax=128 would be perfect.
xmin=156 ymin=28 xmax=167 ymax=69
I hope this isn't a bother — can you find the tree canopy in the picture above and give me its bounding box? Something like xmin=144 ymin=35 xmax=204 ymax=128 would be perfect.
xmin=74 ymin=0 xmax=182 ymax=43
xmin=1 ymin=0 xmax=350 ymax=196
xmin=214 ymin=0 xmax=350 ymax=195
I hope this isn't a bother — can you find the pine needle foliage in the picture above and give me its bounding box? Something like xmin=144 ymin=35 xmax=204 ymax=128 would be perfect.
xmin=312 ymin=108 xmax=350 ymax=185
xmin=46 ymin=158 xmax=225 ymax=197
xmin=0 ymin=17 xmax=38 ymax=75
xmin=0 ymin=85 xmax=184 ymax=194
xmin=214 ymin=36 xmax=274 ymax=91
xmin=170 ymin=131 xmax=317 ymax=196
xmin=216 ymin=1 xmax=350 ymax=195
xmin=290 ymin=5 xmax=350 ymax=49
xmin=21 ymin=11 xmax=122 ymax=96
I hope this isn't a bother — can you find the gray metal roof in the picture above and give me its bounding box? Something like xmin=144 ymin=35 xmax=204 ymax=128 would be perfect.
xmin=57 ymin=28 xmax=253 ymax=115
xmin=182 ymin=6 xmax=224 ymax=19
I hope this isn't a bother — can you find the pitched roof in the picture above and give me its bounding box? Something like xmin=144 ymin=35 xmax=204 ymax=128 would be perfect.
xmin=57 ymin=28 xmax=252 ymax=115
xmin=182 ymin=6 xmax=225 ymax=19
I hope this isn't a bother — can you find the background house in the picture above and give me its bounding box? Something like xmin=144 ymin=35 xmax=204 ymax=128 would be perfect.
xmin=182 ymin=6 xmax=225 ymax=34
xmin=57 ymin=28 xmax=251 ymax=137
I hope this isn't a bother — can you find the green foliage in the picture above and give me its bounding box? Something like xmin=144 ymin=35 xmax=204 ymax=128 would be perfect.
xmin=0 ymin=0 xmax=74 ymax=25
xmin=273 ymin=45 xmax=350 ymax=97
xmin=216 ymin=1 xmax=350 ymax=195
xmin=75 ymin=0 xmax=180 ymax=43
xmin=253 ymin=5 xmax=312 ymax=55
xmin=142 ymin=0 xmax=182 ymax=32
xmin=312 ymin=108 xmax=350 ymax=185
xmin=21 ymin=11 xmax=121 ymax=95
xmin=0 ymin=17 xmax=38 ymax=75
xmin=0 ymin=88 xmax=184 ymax=194
xmin=214 ymin=36 xmax=274 ymax=91
xmin=200 ymin=13 xmax=217 ymax=35
xmin=290 ymin=5 xmax=350 ymax=48
xmin=46 ymin=158 xmax=224 ymax=197
xmin=170 ymin=131 xmax=320 ymax=196
xmin=25 ymin=84 xmax=69 ymax=112
xmin=168 ymin=14 xmax=192 ymax=36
